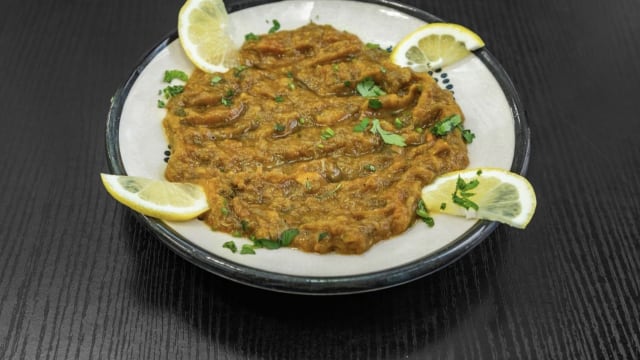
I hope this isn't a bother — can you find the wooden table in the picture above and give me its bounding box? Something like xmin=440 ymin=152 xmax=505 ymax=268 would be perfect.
xmin=1 ymin=0 xmax=638 ymax=358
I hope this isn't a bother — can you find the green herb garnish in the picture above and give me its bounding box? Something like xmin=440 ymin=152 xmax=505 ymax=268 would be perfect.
xmin=240 ymin=220 xmax=250 ymax=232
xmin=274 ymin=123 xmax=285 ymax=132
xmin=251 ymin=228 xmax=299 ymax=250
xmin=321 ymin=127 xmax=335 ymax=140
xmin=268 ymin=19 xmax=281 ymax=33
xmin=210 ymin=75 xmax=223 ymax=85
xmin=221 ymin=89 xmax=235 ymax=106
xmin=364 ymin=164 xmax=376 ymax=172
xmin=353 ymin=118 xmax=370 ymax=132
xmin=461 ymin=129 xmax=476 ymax=144
xmin=240 ymin=244 xmax=256 ymax=254
xmin=223 ymin=241 xmax=237 ymax=253
xmin=274 ymin=95 xmax=284 ymax=103
xmin=234 ymin=65 xmax=248 ymax=77
xmin=163 ymin=69 xmax=188 ymax=83
xmin=431 ymin=114 xmax=476 ymax=144
xmin=356 ymin=77 xmax=386 ymax=97
xmin=452 ymin=176 xmax=480 ymax=210
xmin=157 ymin=100 xmax=166 ymax=108
xmin=370 ymin=119 xmax=406 ymax=147
xmin=416 ymin=199 xmax=435 ymax=227
xmin=245 ymin=32 xmax=260 ymax=41
xmin=278 ymin=228 xmax=299 ymax=246
xmin=368 ymin=99 xmax=383 ymax=109
xmin=162 ymin=85 xmax=184 ymax=99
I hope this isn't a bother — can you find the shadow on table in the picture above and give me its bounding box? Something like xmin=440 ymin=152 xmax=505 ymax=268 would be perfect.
xmin=120 ymin=213 xmax=510 ymax=359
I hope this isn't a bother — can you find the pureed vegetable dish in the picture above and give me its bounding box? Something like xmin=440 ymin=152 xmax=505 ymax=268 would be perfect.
xmin=163 ymin=23 xmax=469 ymax=254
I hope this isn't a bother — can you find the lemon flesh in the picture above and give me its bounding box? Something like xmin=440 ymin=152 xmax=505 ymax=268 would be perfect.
xmin=100 ymin=174 xmax=209 ymax=221
xmin=178 ymin=0 xmax=238 ymax=73
xmin=421 ymin=168 xmax=536 ymax=229
xmin=391 ymin=23 xmax=485 ymax=71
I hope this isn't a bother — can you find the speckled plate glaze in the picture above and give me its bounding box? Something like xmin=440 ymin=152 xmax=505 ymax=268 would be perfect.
xmin=106 ymin=0 xmax=529 ymax=295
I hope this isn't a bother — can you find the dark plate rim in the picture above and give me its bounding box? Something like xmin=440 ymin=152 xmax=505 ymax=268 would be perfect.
xmin=105 ymin=0 xmax=530 ymax=295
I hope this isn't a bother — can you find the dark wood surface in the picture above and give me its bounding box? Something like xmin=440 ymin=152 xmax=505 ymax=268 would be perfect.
xmin=1 ymin=0 xmax=639 ymax=358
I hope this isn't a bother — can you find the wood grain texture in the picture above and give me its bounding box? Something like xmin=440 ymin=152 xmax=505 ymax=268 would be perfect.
xmin=1 ymin=0 xmax=639 ymax=359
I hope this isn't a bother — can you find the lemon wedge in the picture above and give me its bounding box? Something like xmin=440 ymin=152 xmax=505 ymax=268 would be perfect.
xmin=391 ymin=22 xmax=485 ymax=71
xmin=177 ymin=0 xmax=238 ymax=73
xmin=100 ymin=174 xmax=209 ymax=221
xmin=421 ymin=168 xmax=536 ymax=229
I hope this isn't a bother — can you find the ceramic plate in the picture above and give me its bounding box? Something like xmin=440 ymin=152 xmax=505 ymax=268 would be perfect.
xmin=106 ymin=0 xmax=529 ymax=294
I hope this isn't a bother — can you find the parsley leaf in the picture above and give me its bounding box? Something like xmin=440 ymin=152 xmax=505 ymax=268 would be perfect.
xmin=356 ymin=77 xmax=386 ymax=97
xmin=240 ymin=245 xmax=256 ymax=254
xmin=278 ymin=228 xmax=299 ymax=246
xmin=370 ymin=119 xmax=406 ymax=147
xmin=452 ymin=176 xmax=480 ymax=210
xmin=431 ymin=114 xmax=476 ymax=144
xmin=249 ymin=228 xmax=299 ymax=251
xmin=461 ymin=129 xmax=476 ymax=144
xmin=162 ymin=85 xmax=184 ymax=99
xmin=268 ymin=19 xmax=281 ymax=33
xmin=368 ymin=99 xmax=383 ymax=109
xmin=416 ymin=200 xmax=435 ymax=227
xmin=210 ymin=75 xmax=223 ymax=85
xmin=222 ymin=241 xmax=238 ymax=253
xmin=431 ymin=114 xmax=462 ymax=136
xmin=163 ymin=69 xmax=188 ymax=83
xmin=321 ymin=127 xmax=335 ymax=140
xmin=353 ymin=118 xmax=370 ymax=132
xmin=245 ymin=32 xmax=260 ymax=41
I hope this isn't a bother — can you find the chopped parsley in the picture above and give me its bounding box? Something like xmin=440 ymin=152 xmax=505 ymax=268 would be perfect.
xmin=221 ymin=89 xmax=234 ymax=107
xmin=223 ymin=228 xmax=300 ymax=254
xmin=157 ymin=99 xmax=166 ymax=108
xmin=356 ymin=77 xmax=386 ymax=97
xmin=268 ymin=19 xmax=281 ymax=34
xmin=353 ymin=118 xmax=370 ymax=132
xmin=321 ymin=127 xmax=335 ymax=140
xmin=240 ymin=245 xmax=256 ymax=255
xmin=368 ymin=99 xmax=383 ymax=109
xmin=245 ymin=32 xmax=260 ymax=41
xmin=364 ymin=164 xmax=376 ymax=172
xmin=416 ymin=199 xmax=435 ymax=227
xmin=163 ymin=69 xmax=188 ymax=83
xmin=223 ymin=241 xmax=238 ymax=253
xmin=210 ymin=75 xmax=223 ymax=85
xmin=274 ymin=123 xmax=285 ymax=132
xmin=252 ymin=228 xmax=299 ymax=250
xmin=274 ymin=95 xmax=284 ymax=103
xmin=233 ymin=65 xmax=248 ymax=77
xmin=162 ymin=85 xmax=184 ymax=99
xmin=431 ymin=114 xmax=476 ymax=144
xmin=370 ymin=119 xmax=406 ymax=147
xmin=461 ymin=129 xmax=476 ymax=144
xmin=452 ymin=176 xmax=480 ymax=210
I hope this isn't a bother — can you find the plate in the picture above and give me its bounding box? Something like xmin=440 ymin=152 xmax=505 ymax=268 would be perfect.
xmin=106 ymin=0 xmax=530 ymax=294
